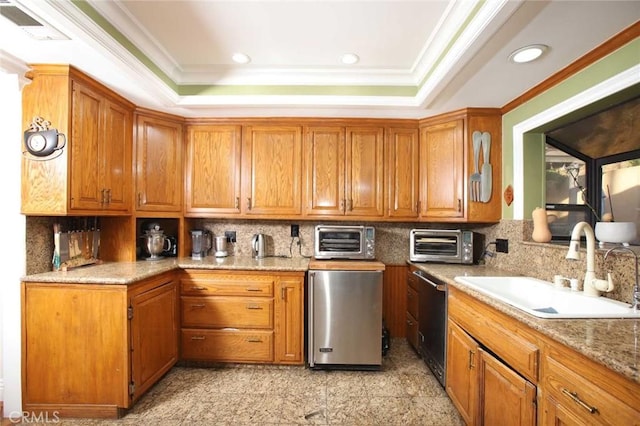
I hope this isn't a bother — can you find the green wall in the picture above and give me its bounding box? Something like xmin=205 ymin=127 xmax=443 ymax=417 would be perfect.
xmin=502 ymin=37 xmax=640 ymax=219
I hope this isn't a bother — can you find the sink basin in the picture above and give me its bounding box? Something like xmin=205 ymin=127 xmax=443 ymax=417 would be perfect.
xmin=453 ymin=276 xmax=640 ymax=319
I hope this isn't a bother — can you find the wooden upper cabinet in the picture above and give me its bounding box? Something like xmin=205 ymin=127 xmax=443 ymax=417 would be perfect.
xmin=387 ymin=127 xmax=419 ymax=218
xmin=242 ymin=125 xmax=303 ymax=216
xmin=21 ymin=65 xmax=134 ymax=215
xmin=345 ymin=127 xmax=385 ymax=217
xmin=419 ymin=119 xmax=465 ymax=219
xmin=134 ymin=111 xmax=184 ymax=213
xmin=303 ymin=126 xmax=346 ymax=216
xmin=185 ymin=125 xmax=242 ymax=215
xmin=304 ymin=125 xmax=384 ymax=218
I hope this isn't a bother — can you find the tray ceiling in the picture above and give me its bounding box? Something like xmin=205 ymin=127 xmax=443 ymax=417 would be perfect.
xmin=1 ymin=0 xmax=639 ymax=118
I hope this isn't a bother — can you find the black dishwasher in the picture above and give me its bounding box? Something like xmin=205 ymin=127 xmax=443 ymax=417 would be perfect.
xmin=414 ymin=269 xmax=447 ymax=387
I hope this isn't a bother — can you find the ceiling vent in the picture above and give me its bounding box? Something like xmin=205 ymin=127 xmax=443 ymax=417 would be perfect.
xmin=0 ymin=1 xmax=68 ymax=40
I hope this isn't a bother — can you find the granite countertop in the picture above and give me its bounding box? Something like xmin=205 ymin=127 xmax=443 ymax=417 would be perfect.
xmin=21 ymin=256 xmax=310 ymax=285
xmin=409 ymin=261 xmax=640 ymax=385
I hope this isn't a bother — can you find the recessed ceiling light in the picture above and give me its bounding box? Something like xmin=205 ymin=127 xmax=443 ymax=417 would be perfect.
xmin=232 ymin=53 xmax=251 ymax=64
xmin=508 ymin=44 xmax=548 ymax=64
xmin=341 ymin=53 xmax=359 ymax=65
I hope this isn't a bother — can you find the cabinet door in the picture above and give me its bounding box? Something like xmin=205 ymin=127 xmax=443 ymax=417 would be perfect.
xmin=185 ymin=125 xmax=242 ymax=214
xmin=303 ymin=126 xmax=346 ymax=216
xmin=446 ymin=319 xmax=479 ymax=426
xmin=479 ymin=348 xmax=536 ymax=426
xmin=102 ymin=99 xmax=132 ymax=212
xmin=345 ymin=127 xmax=384 ymax=216
xmin=242 ymin=125 xmax=303 ymax=216
xmin=387 ymin=127 xmax=419 ymax=218
xmin=274 ymin=276 xmax=304 ymax=364
xmin=130 ymin=279 xmax=178 ymax=402
xmin=70 ymin=81 xmax=104 ymax=210
xmin=541 ymin=396 xmax=586 ymax=426
xmin=135 ymin=114 xmax=183 ymax=212
xmin=419 ymin=120 xmax=464 ymax=218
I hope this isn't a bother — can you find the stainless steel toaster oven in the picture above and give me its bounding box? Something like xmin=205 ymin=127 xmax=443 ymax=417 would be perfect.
xmin=314 ymin=225 xmax=376 ymax=260
xmin=409 ymin=229 xmax=484 ymax=264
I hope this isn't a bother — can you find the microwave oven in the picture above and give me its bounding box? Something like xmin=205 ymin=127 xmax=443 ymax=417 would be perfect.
xmin=314 ymin=225 xmax=376 ymax=260
xmin=409 ymin=229 xmax=484 ymax=264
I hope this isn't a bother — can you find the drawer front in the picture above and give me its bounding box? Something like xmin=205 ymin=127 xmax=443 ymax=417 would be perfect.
xmin=543 ymin=354 xmax=639 ymax=425
xmin=448 ymin=288 xmax=539 ymax=383
xmin=181 ymin=296 xmax=273 ymax=328
xmin=405 ymin=312 xmax=419 ymax=351
xmin=407 ymin=271 xmax=418 ymax=291
xmin=180 ymin=273 xmax=274 ymax=297
xmin=407 ymin=285 xmax=418 ymax=318
xmin=181 ymin=329 xmax=273 ymax=362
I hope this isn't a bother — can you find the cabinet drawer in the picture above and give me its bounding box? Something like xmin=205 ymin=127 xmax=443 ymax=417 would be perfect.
xmin=448 ymin=288 xmax=539 ymax=383
xmin=407 ymin=285 xmax=418 ymax=318
xmin=181 ymin=296 xmax=273 ymax=328
xmin=181 ymin=329 xmax=273 ymax=362
xmin=180 ymin=274 xmax=274 ymax=296
xmin=543 ymin=353 xmax=639 ymax=425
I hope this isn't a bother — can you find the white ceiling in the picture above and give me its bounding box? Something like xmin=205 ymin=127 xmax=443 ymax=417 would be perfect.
xmin=1 ymin=0 xmax=638 ymax=118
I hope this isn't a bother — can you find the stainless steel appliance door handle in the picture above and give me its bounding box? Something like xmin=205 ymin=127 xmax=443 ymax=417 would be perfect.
xmin=412 ymin=271 xmax=446 ymax=292
xmin=308 ymin=271 xmax=315 ymax=366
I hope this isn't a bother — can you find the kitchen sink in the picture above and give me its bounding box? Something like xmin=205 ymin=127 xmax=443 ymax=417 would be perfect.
xmin=453 ymin=276 xmax=640 ymax=319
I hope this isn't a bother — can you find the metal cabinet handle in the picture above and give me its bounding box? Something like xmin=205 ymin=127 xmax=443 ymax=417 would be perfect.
xmin=561 ymin=388 xmax=598 ymax=414
xmin=247 ymin=197 xmax=252 ymax=210
xmin=348 ymin=199 xmax=353 ymax=211
xmin=246 ymin=304 xmax=263 ymax=310
xmin=468 ymin=350 xmax=475 ymax=369
xmin=340 ymin=199 xmax=345 ymax=212
xmin=190 ymin=303 xmax=205 ymax=308
xmin=101 ymin=189 xmax=106 ymax=206
xmin=191 ymin=336 xmax=206 ymax=340
xmin=190 ymin=286 xmax=207 ymax=291
xmin=137 ymin=192 xmax=142 ymax=207
xmin=412 ymin=271 xmax=446 ymax=291
xmin=457 ymin=198 xmax=462 ymax=212
xmin=246 ymin=338 xmax=263 ymax=343
xmin=406 ymin=319 xmax=413 ymax=326
xmin=235 ymin=197 xmax=240 ymax=209
xmin=281 ymin=287 xmax=286 ymax=300
xmin=246 ymin=288 xmax=263 ymax=292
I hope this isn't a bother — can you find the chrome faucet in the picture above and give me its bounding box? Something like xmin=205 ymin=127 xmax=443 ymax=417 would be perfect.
xmin=566 ymin=221 xmax=613 ymax=297
xmin=604 ymin=246 xmax=640 ymax=311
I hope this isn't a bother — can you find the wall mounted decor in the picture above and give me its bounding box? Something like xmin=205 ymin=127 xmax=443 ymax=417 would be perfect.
xmin=23 ymin=116 xmax=66 ymax=160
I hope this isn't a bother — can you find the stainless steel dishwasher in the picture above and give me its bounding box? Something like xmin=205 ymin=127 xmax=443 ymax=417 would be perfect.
xmin=308 ymin=261 xmax=385 ymax=369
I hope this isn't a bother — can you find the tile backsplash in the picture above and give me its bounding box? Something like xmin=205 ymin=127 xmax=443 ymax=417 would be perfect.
xmin=26 ymin=216 xmax=638 ymax=305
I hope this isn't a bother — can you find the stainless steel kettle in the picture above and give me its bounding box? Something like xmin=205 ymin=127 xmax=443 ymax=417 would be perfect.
xmin=251 ymin=233 xmax=266 ymax=258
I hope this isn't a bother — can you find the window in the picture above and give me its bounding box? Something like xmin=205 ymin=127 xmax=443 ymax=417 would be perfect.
xmin=544 ymin=143 xmax=590 ymax=239
xmin=545 ymin=142 xmax=640 ymax=243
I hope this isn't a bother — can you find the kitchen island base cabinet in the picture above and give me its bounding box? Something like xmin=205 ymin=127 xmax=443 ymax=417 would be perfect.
xmin=179 ymin=270 xmax=304 ymax=365
xmin=21 ymin=272 xmax=178 ymax=419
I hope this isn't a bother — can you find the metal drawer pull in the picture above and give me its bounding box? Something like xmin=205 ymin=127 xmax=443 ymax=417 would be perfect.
xmin=191 ymin=336 xmax=206 ymax=340
xmin=246 ymin=288 xmax=263 ymax=292
xmin=407 ymin=319 xmax=413 ymax=326
xmin=247 ymin=338 xmax=263 ymax=343
xmin=561 ymin=388 xmax=598 ymax=414
xmin=190 ymin=303 xmax=205 ymax=308
xmin=246 ymin=305 xmax=263 ymax=310
xmin=190 ymin=286 xmax=207 ymax=290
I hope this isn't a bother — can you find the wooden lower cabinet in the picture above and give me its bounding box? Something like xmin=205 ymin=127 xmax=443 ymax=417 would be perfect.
xmin=405 ymin=269 xmax=419 ymax=351
xmin=180 ymin=269 xmax=304 ymax=365
xmin=21 ymin=272 xmax=178 ymax=418
xmin=447 ymin=285 xmax=640 ymax=426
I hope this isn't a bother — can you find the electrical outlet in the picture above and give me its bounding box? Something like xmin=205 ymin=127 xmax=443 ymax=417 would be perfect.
xmin=291 ymin=224 xmax=299 ymax=237
xmin=224 ymin=231 xmax=236 ymax=243
xmin=496 ymin=238 xmax=509 ymax=253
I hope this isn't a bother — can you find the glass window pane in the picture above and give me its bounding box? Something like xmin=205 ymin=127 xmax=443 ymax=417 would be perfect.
xmin=545 ymin=144 xmax=586 ymax=205
xmin=546 ymin=208 xmax=589 ymax=239
xmin=601 ymin=159 xmax=640 ymax=245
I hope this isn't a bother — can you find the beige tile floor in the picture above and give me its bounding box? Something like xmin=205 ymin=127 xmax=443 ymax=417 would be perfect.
xmin=13 ymin=339 xmax=463 ymax=425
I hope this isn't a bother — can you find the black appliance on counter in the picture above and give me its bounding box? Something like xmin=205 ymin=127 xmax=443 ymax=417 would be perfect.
xmin=414 ymin=269 xmax=447 ymax=387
